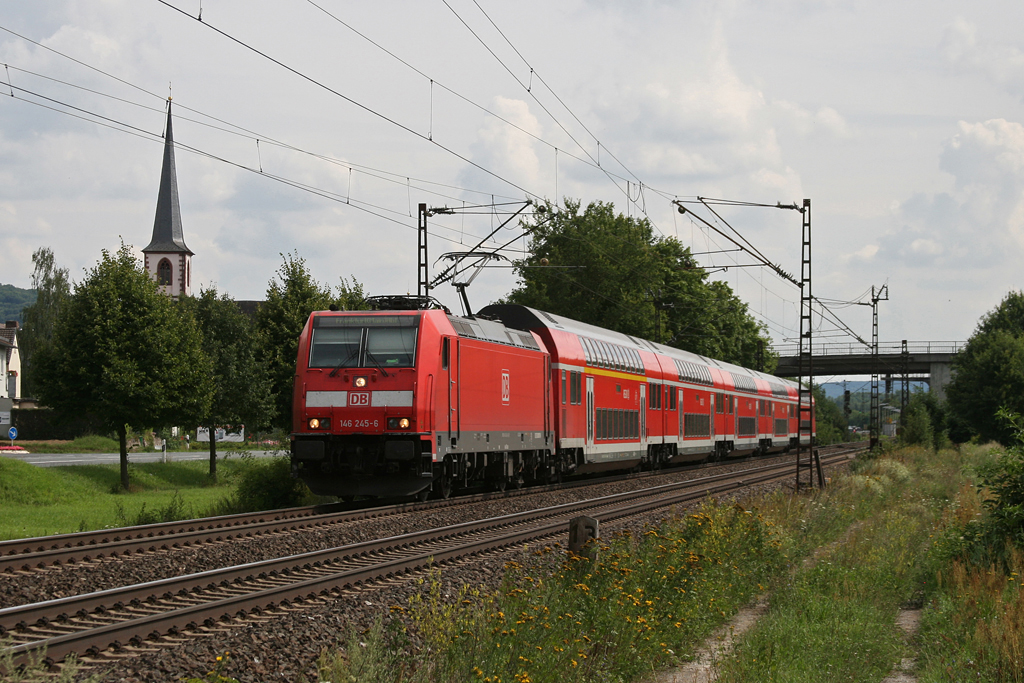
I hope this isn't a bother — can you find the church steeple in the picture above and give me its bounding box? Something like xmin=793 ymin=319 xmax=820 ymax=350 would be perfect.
xmin=143 ymin=99 xmax=193 ymax=298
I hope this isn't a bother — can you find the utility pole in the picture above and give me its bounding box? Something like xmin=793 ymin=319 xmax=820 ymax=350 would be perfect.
xmin=900 ymin=339 xmax=910 ymax=433
xmin=795 ymin=198 xmax=822 ymax=489
xmin=869 ymin=284 xmax=889 ymax=450
xmin=417 ymin=203 xmax=429 ymax=297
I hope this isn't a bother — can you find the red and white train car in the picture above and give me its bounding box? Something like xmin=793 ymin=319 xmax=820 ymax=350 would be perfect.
xmin=290 ymin=304 xmax=813 ymax=499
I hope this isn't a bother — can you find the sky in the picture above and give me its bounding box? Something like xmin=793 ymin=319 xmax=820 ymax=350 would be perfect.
xmin=2 ymin=0 xmax=1023 ymax=360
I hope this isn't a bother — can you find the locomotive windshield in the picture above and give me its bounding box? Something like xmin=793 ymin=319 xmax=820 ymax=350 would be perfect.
xmin=309 ymin=314 xmax=419 ymax=369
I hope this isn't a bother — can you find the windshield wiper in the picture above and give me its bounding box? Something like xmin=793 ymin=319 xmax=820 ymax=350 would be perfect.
xmin=365 ymin=352 xmax=390 ymax=377
xmin=328 ymin=347 xmax=360 ymax=377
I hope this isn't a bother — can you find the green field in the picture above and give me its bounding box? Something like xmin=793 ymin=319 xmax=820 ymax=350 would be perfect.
xmin=0 ymin=456 xmax=254 ymax=540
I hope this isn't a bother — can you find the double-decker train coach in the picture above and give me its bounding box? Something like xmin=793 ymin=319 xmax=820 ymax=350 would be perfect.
xmin=477 ymin=305 xmax=812 ymax=473
xmin=290 ymin=306 xmax=554 ymax=500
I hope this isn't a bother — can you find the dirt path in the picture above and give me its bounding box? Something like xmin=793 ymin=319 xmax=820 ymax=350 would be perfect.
xmin=647 ymin=595 xmax=768 ymax=683
xmin=647 ymin=519 xmax=870 ymax=682
xmin=881 ymin=607 xmax=922 ymax=683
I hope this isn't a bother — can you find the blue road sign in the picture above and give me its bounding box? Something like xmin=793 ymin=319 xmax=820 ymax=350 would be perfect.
xmin=7 ymin=427 xmax=16 ymax=440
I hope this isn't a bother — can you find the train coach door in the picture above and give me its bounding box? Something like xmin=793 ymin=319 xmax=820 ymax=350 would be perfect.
xmin=710 ymin=393 xmax=716 ymax=439
xmin=678 ymin=389 xmax=684 ymax=440
xmin=639 ymin=383 xmax=647 ymax=445
xmin=585 ymin=376 xmax=595 ymax=450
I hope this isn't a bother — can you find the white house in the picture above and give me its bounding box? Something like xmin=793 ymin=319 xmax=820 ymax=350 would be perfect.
xmin=0 ymin=321 xmax=20 ymax=400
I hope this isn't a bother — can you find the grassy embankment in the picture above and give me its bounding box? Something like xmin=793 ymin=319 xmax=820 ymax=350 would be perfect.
xmin=302 ymin=442 xmax=1020 ymax=683
xmin=0 ymin=454 xmax=308 ymax=541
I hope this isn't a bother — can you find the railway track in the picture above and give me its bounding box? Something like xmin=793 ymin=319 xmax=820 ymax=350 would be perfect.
xmin=0 ymin=443 xmax=863 ymax=575
xmin=0 ymin=446 xmax=859 ymax=667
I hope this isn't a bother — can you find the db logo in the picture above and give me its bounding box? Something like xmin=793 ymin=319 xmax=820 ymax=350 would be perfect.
xmin=501 ymin=370 xmax=510 ymax=405
xmin=349 ymin=392 xmax=371 ymax=406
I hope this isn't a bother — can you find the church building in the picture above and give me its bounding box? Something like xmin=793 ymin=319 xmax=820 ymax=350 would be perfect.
xmin=143 ymin=100 xmax=193 ymax=298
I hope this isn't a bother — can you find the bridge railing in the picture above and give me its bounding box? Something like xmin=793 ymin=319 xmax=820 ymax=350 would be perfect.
xmin=774 ymin=341 xmax=965 ymax=357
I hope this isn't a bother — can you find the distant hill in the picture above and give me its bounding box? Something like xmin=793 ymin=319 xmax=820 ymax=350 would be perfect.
xmin=0 ymin=284 xmax=36 ymax=324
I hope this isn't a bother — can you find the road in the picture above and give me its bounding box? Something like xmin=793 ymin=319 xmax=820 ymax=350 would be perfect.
xmin=0 ymin=450 xmax=285 ymax=468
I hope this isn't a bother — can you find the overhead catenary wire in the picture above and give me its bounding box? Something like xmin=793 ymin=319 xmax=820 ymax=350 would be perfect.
xmin=676 ymin=202 xmax=872 ymax=347
xmin=440 ymin=0 xmax=667 ymax=236
xmin=303 ymin=0 xmax=670 ymax=222
xmin=0 ymin=51 xmax=526 ymax=210
xmin=154 ymin=0 xmax=541 ymax=201
xmin=0 ymin=81 xmax=522 ymax=250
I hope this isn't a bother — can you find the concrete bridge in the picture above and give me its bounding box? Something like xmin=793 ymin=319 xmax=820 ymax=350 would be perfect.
xmin=773 ymin=341 xmax=964 ymax=400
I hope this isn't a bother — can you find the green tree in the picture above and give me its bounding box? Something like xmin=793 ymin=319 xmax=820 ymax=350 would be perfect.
xmin=504 ymin=199 xmax=773 ymax=369
xmin=18 ymin=248 xmax=72 ymax=397
xmin=947 ymin=291 xmax=1024 ymax=445
xmin=812 ymin=384 xmax=846 ymax=445
xmin=35 ymin=244 xmax=214 ymax=490
xmin=978 ymin=410 xmax=1024 ymax=549
xmin=258 ymin=252 xmax=368 ymax=429
xmin=182 ymin=287 xmax=275 ymax=478
xmin=899 ymin=392 xmax=935 ymax=448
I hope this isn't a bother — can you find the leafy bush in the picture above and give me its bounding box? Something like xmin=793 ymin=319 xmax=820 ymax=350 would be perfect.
xmin=977 ymin=410 xmax=1024 ymax=548
xmin=234 ymin=456 xmax=310 ymax=512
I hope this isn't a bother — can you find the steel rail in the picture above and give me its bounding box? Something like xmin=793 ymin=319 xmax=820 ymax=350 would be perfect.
xmin=0 ymin=443 xmax=862 ymax=573
xmin=2 ymin=446 xmax=859 ymax=574
xmin=1 ymin=447 xmax=860 ymax=664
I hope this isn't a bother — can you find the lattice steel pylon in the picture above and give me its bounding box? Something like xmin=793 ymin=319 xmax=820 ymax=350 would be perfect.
xmin=900 ymin=339 xmax=910 ymax=433
xmin=795 ymin=198 xmax=822 ymax=489
xmin=417 ymin=203 xmax=429 ymax=297
xmin=869 ymin=284 xmax=889 ymax=450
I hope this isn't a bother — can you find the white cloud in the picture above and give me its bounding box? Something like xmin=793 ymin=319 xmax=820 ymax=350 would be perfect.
xmin=942 ymin=18 xmax=1024 ymax=99
xmin=882 ymin=118 xmax=1024 ymax=267
xmin=463 ymin=96 xmax=546 ymax=198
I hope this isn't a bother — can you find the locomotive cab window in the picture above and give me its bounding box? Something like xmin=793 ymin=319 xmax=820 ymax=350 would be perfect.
xmin=309 ymin=314 xmax=419 ymax=369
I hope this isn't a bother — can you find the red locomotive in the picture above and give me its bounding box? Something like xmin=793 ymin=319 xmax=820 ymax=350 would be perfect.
xmin=290 ymin=303 xmax=814 ymax=499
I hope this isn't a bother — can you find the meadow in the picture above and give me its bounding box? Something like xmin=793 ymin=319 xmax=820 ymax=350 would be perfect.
xmin=0 ymin=455 xmax=291 ymax=540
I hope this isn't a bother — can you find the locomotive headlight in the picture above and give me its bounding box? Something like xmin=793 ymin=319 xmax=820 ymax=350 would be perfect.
xmin=387 ymin=417 xmax=411 ymax=430
xmin=308 ymin=418 xmax=320 ymax=429
xmin=399 ymin=418 xmax=410 ymax=429
xmin=354 ymin=376 xmax=368 ymax=388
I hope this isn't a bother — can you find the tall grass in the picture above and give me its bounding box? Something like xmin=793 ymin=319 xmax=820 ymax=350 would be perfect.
xmin=312 ymin=444 xmax=985 ymax=683
xmin=319 ymin=502 xmax=787 ymax=683
xmin=916 ymin=441 xmax=1024 ymax=682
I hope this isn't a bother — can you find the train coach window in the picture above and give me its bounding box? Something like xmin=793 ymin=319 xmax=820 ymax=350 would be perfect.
xmin=669 ymin=388 xmax=677 ymax=411
xmin=717 ymin=393 xmax=725 ymax=414
xmin=562 ymin=370 xmax=567 ymax=405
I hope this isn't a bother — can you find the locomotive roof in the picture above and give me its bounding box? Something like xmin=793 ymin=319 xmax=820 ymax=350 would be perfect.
xmin=477 ymin=304 xmax=797 ymax=396
xmin=446 ymin=313 xmax=541 ymax=351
